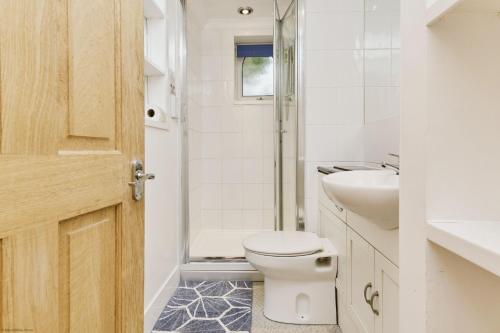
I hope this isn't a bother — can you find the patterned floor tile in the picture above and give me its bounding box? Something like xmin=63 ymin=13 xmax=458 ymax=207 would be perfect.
xmin=221 ymin=307 xmax=252 ymax=331
xmin=188 ymin=297 xmax=230 ymax=318
xmin=196 ymin=281 xmax=235 ymax=297
xmin=153 ymin=280 xmax=253 ymax=332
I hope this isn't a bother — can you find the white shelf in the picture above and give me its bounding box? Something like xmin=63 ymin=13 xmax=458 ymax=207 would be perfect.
xmin=144 ymin=56 xmax=164 ymax=77
xmin=426 ymin=0 xmax=462 ymax=25
xmin=426 ymin=0 xmax=500 ymax=26
xmin=427 ymin=220 xmax=500 ymax=277
xmin=144 ymin=0 xmax=164 ymax=19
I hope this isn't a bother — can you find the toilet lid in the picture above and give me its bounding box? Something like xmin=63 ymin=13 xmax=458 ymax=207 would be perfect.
xmin=243 ymin=231 xmax=323 ymax=256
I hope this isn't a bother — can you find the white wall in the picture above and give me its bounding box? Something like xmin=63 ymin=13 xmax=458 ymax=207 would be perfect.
xmin=303 ymin=0 xmax=400 ymax=233
xmin=304 ymin=0 xmax=365 ymax=233
xmin=399 ymin=0 xmax=427 ymax=330
xmin=190 ymin=17 xmax=275 ymax=233
xmin=143 ymin=0 xmax=183 ymax=331
xmin=144 ymin=124 xmax=180 ymax=327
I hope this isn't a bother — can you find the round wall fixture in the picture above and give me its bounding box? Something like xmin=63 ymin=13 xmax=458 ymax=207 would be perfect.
xmin=238 ymin=7 xmax=253 ymax=15
xmin=147 ymin=108 xmax=156 ymax=118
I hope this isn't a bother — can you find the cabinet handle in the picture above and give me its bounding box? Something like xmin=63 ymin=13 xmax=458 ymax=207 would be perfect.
xmin=370 ymin=291 xmax=380 ymax=316
xmin=335 ymin=204 xmax=344 ymax=213
xmin=363 ymin=283 xmax=372 ymax=304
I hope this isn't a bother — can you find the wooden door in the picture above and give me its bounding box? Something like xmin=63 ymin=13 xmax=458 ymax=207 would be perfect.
xmin=0 ymin=0 xmax=144 ymax=332
xmin=347 ymin=229 xmax=375 ymax=333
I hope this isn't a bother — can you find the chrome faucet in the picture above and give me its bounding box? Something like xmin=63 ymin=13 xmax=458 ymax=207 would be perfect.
xmin=381 ymin=153 xmax=400 ymax=175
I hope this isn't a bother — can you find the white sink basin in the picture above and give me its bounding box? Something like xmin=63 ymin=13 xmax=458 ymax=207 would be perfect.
xmin=322 ymin=170 xmax=399 ymax=229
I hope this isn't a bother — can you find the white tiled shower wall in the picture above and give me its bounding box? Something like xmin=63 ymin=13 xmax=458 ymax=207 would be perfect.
xmin=194 ymin=18 xmax=275 ymax=232
xmin=304 ymin=0 xmax=400 ymax=232
xmin=363 ymin=0 xmax=400 ymax=162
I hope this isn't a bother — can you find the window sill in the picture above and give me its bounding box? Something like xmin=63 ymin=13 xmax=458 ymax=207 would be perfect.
xmin=233 ymin=99 xmax=273 ymax=106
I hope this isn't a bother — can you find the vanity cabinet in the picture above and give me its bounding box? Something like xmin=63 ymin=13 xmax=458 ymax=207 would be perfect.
xmin=346 ymin=229 xmax=399 ymax=333
xmin=318 ymin=172 xmax=399 ymax=333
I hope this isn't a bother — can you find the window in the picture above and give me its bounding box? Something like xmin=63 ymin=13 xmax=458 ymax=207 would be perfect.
xmin=242 ymin=56 xmax=273 ymax=97
xmin=236 ymin=43 xmax=274 ymax=100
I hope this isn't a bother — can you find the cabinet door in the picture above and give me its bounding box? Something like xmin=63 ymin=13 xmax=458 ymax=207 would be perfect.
xmin=374 ymin=251 xmax=399 ymax=333
xmin=319 ymin=206 xmax=347 ymax=303
xmin=347 ymin=229 xmax=375 ymax=333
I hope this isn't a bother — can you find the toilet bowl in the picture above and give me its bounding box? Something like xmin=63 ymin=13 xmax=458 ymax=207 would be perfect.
xmin=243 ymin=231 xmax=337 ymax=325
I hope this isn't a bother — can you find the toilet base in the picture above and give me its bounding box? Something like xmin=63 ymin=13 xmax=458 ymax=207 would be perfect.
xmin=263 ymin=277 xmax=337 ymax=325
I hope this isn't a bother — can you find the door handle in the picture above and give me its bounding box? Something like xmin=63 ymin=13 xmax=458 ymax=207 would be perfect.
xmin=129 ymin=160 xmax=155 ymax=201
xmin=370 ymin=291 xmax=379 ymax=316
xmin=135 ymin=170 xmax=155 ymax=181
xmin=363 ymin=283 xmax=372 ymax=304
xmin=364 ymin=283 xmax=380 ymax=315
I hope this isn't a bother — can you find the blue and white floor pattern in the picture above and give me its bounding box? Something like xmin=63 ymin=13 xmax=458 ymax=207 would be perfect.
xmin=153 ymin=281 xmax=253 ymax=333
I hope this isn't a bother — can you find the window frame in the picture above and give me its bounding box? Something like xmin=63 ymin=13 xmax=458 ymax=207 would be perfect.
xmin=234 ymin=43 xmax=274 ymax=104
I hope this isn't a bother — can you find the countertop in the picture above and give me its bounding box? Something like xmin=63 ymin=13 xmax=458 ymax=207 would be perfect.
xmin=317 ymin=165 xmax=378 ymax=175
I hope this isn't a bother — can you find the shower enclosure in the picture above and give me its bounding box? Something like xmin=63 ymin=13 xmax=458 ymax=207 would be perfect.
xmin=181 ymin=0 xmax=302 ymax=263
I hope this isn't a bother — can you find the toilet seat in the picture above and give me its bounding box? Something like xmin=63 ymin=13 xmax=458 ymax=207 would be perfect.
xmin=242 ymin=231 xmax=323 ymax=257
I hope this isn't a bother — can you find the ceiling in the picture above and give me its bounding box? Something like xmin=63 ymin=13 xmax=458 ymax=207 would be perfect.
xmin=188 ymin=0 xmax=274 ymax=20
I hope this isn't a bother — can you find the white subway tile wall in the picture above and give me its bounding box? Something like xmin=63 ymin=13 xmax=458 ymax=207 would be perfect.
xmin=192 ymin=18 xmax=275 ymax=233
xmin=304 ymin=0 xmax=400 ymax=233
xmin=363 ymin=0 xmax=400 ymax=162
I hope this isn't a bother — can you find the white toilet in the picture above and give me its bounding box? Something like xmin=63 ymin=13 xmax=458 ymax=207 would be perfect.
xmin=243 ymin=231 xmax=338 ymax=325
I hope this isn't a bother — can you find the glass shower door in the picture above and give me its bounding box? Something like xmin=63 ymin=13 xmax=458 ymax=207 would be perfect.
xmin=184 ymin=0 xmax=277 ymax=261
xmin=277 ymin=0 xmax=299 ymax=231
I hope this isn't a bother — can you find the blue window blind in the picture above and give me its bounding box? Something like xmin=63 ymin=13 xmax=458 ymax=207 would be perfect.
xmin=236 ymin=44 xmax=273 ymax=58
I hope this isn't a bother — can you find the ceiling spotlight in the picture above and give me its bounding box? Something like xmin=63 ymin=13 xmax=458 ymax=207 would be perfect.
xmin=238 ymin=7 xmax=253 ymax=15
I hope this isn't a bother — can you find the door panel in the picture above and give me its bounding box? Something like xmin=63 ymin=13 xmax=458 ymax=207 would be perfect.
xmin=1 ymin=0 xmax=123 ymax=152
xmin=0 ymin=0 xmax=144 ymax=331
xmin=374 ymin=251 xmax=399 ymax=333
xmin=59 ymin=207 xmax=118 ymax=333
xmin=2 ymin=224 xmax=59 ymax=332
xmin=0 ymin=0 xmax=64 ymax=154
xmin=347 ymin=229 xmax=375 ymax=333
xmin=68 ymin=0 xmax=117 ymax=139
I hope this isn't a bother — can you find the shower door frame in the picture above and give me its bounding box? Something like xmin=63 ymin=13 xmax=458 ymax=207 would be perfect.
xmin=179 ymin=0 xmax=306 ymax=264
